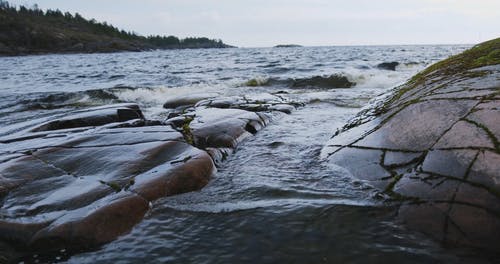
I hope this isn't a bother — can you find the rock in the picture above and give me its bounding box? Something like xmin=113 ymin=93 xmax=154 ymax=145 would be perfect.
xmin=268 ymin=104 xmax=295 ymax=114
xmin=130 ymin=143 xmax=215 ymax=201
xmin=29 ymin=192 xmax=150 ymax=249
xmin=194 ymin=93 xmax=299 ymax=114
xmin=188 ymin=108 xmax=270 ymax=149
xmin=377 ymin=61 xmax=399 ymax=71
xmin=30 ymin=103 xmax=144 ymax=132
xmin=166 ymin=107 xmax=270 ymax=165
xmin=291 ymin=74 xmax=355 ymax=89
xmin=164 ymin=93 xmax=299 ymax=165
xmin=0 ymin=109 xmax=215 ymax=252
xmin=274 ymin=44 xmax=302 ymax=48
xmin=323 ymin=38 xmax=500 ymax=251
xmin=241 ymin=75 xmax=355 ymax=89
xmin=0 ymin=90 xmax=294 ymax=253
xmin=163 ymin=93 xmax=218 ymax=109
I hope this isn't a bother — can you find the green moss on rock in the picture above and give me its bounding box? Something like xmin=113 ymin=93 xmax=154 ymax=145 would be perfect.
xmin=181 ymin=116 xmax=195 ymax=145
xmin=415 ymin=37 xmax=499 ymax=79
xmin=380 ymin=38 xmax=500 ymax=113
xmin=474 ymin=48 xmax=500 ymax=67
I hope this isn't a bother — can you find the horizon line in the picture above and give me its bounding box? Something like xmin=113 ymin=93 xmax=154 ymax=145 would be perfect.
xmin=231 ymin=42 xmax=476 ymax=49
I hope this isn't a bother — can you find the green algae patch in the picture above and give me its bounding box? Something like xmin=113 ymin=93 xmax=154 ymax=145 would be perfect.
xmin=181 ymin=116 xmax=195 ymax=145
xmin=99 ymin=180 xmax=122 ymax=193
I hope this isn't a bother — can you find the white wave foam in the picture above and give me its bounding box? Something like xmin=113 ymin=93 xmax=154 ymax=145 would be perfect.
xmin=110 ymin=83 xmax=238 ymax=119
xmin=343 ymin=65 xmax=423 ymax=89
xmin=111 ymin=84 xmax=226 ymax=105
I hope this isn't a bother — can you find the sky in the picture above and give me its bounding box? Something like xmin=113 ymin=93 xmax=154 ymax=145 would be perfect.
xmin=7 ymin=0 xmax=500 ymax=47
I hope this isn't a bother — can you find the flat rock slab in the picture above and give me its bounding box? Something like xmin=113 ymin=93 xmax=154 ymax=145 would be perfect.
xmin=323 ymin=58 xmax=500 ymax=251
xmin=30 ymin=103 xmax=144 ymax=132
xmin=0 ymin=106 xmax=215 ymax=252
xmin=352 ymin=100 xmax=477 ymax=151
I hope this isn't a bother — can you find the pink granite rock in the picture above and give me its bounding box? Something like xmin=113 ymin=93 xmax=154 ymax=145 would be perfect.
xmin=323 ymin=38 xmax=500 ymax=251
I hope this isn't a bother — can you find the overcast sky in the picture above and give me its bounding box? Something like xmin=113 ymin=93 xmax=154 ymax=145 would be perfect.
xmin=8 ymin=0 xmax=500 ymax=47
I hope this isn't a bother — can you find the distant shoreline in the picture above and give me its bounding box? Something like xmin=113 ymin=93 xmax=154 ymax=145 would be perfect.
xmin=0 ymin=46 xmax=238 ymax=58
xmin=0 ymin=1 xmax=234 ymax=57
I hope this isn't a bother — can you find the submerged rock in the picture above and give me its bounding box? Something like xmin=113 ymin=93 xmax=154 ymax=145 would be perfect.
xmin=291 ymin=74 xmax=355 ymax=89
xmin=242 ymin=75 xmax=355 ymax=89
xmin=323 ymin=38 xmax=500 ymax=251
xmin=377 ymin=61 xmax=399 ymax=71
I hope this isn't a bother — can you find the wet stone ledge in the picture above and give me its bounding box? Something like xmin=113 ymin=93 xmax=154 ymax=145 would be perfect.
xmin=322 ymin=39 xmax=500 ymax=252
xmin=0 ymin=93 xmax=299 ymax=257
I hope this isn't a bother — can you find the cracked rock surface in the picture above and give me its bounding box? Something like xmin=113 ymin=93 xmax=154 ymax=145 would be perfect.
xmin=0 ymin=94 xmax=297 ymax=254
xmin=322 ymin=39 xmax=500 ymax=251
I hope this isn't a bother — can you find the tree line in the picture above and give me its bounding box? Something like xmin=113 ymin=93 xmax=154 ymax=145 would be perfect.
xmin=0 ymin=0 xmax=230 ymax=53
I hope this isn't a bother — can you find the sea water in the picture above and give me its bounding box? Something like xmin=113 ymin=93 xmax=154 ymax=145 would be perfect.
xmin=2 ymin=45 xmax=485 ymax=263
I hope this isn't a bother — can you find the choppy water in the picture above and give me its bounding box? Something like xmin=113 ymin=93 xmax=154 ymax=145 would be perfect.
xmin=1 ymin=45 xmax=485 ymax=263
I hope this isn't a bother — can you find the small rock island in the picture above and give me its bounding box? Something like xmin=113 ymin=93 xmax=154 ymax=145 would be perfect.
xmin=274 ymin=44 xmax=303 ymax=48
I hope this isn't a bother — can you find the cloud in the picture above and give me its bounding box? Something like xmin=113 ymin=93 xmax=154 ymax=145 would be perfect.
xmin=420 ymin=0 xmax=500 ymax=17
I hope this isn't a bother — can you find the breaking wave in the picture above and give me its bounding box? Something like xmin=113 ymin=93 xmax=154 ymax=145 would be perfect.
xmin=0 ymin=89 xmax=121 ymax=116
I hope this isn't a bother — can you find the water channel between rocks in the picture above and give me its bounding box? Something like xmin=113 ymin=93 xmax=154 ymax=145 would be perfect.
xmin=65 ymin=103 xmax=470 ymax=264
xmin=1 ymin=45 xmax=484 ymax=263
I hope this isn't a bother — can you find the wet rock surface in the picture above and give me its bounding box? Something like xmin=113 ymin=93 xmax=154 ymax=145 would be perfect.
xmin=162 ymin=93 xmax=218 ymax=109
xmin=0 ymin=116 xmax=212 ymax=252
xmin=323 ymin=40 xmax=500 ymax=251
xmin=0 ymin=94 xmax=298 ymax=257
xmin=29 ymin=103 xmax=145 ymax=132
xmin=164 ymin=93 xmax=298 ymax=165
